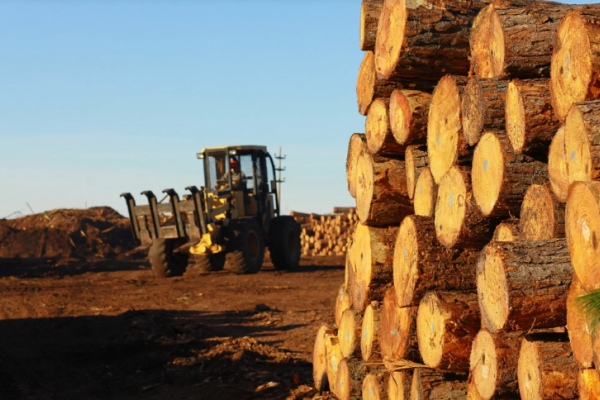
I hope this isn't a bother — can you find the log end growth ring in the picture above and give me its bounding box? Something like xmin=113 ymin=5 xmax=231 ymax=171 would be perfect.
xmin=470 ymin=5 xmax=505 ymax=79
xmin=363 ymin=374 xmax=382 ymax=400
xmin=566 ymin=181 xmax=600 ymax=291
xmin=434 ymin=166 xmax=467 ymax=248
xmin=416 ymin=292 xmax=446 ymax=369
xmin=366 ymin=98 xmax=391 ymax=155
xmin=462 ymin=77 xmax=485 ymax=146
xmin=517 ymin=340 xmax=541 ymax=400
xmin=356 ymin=152 xmax=375 ymax=224
xmin=551 ymin=12 xmax=593 ymax=121
xmin=473 ymin=132 xmax=504 ymax=217
xmin=548 ymin=126 xmax=569 ymax=202
xmin=361 ymin=303 xmax=377 ymax=361
xmin=519 ymin=184 xmax=556 ymax=241
xmin=470 ymin=330 xmax=499 ymax=400
xmin=476 ymin=245 xmax=509 ymax=333
xmin=579 ymin=369 xmax=600 ymax=400
xmin=393 ymin=215 xmax=419 ymax=307
xmin=506 ymin=81 xmax=526 ymax=154
xmin=375 ymin=0 xmax=407 ymax=79
xmin=565 ymin=104 xmax=593 ymax=184
xmin=428 ymin=76 xmax=463 ymax=184
xmin=390 ymin=90 xmax=412 ymax=146
xmin=414 ymin=167 xmax=436 ymax=217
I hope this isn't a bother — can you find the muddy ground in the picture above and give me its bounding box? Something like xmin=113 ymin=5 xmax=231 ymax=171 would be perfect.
xmin=0 ymin=255 xmax=344 ymax=400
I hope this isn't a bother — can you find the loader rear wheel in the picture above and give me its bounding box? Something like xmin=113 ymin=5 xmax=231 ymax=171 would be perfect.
xmin=268 ymin=216 xmax=301 ymax=270
xmin=224 ymin=219 xmax=265 ymax=274
xmin=148 ymin=238 xmax=188 ymax=278
xmin=191 ymin=253 xmax=225 ymax=275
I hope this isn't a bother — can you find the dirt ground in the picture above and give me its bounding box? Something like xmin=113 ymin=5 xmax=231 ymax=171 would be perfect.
xmin=0 ymin=255 xmax=344 ymax=400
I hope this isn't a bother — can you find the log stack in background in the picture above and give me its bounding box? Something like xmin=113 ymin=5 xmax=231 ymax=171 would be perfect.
xmin=291 ymin=208 xmax=358 ymax=257
xmin=312 ymin=0 xmax=600 ymax=398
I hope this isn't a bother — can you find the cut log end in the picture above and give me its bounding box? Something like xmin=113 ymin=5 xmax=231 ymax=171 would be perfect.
xmin=339 ymin=309 xmax=359 ymax=359
xmin=462 ymin=77 xmax=485 ymax=146
xmin=414 ymin=167 xmax=437 ymax=217
xmin=390 ymin=89 xmax=413 ymax=146
xmin=551 ymin=12 xmax=595 ymax=121
xmin=428 ymin=76 xmax=464 ymax=184
xmin=517 ymin=340 xmax=541 ymax=400
xmin=363 ymin=373 xmax=382 ymax=400
xmin=356 ymin=153 xmax=375 ymax=224
xmin=335 ymin=284 xmax=352 ymax=327
xmin=390 ymin=90 xmax=431 ymax=147
xmin=476 ymin=245 xmax=509 ymax=333
xmin=406 ymin=145 xmax=428 ymax=200
xmin=313 ymin=325 xmax=336 ymax=392
xmin=388 ymin=371 xmax=409 ymax=400
xmin=565 ymin=104 xmax=594 ymax=183
xmin=567 ymin=280 xmax=594 ymax=368
xmin=335 ymin=358 xmax=351 ymax=400
xmin=579 ymin=368 xmax=600 ymax=400
xmin=566 ymin=181 xmax=600 ymax=291
xmin=470 ymin=330 xmax=499 ymax=400
xmin=393 ymin=215 xmax=419 ymax=307
xmin=548 ymin=126 xmax=569 ymax=202
xmin=416 ymin=293 xmax=446 ymax=369
xmin=361 ymin=303 xmax=378 ymax=362
xmin=347 ymin=133 xmax=367 ymax=199
xmin=366 ymin=98 xmax=393 ymax=155
xmin=506 ymin=80 xmax=526 ymax=154
xmin=519 ymin=184 xmax=561 ymax=241
xmin=434 ymin=166 xmax=467 ymax=248
xmin=492 ymin=219 xmax=519 ymax=242
xmin=470 ymin=4 xmax=505 ymax=79
xmin=357 ymin=51 xmax=377 ymax=116
xmin=472 ymin=132 xmax=504 ymax=217
xmin=374 ymin=0 xmax=406 ymax=79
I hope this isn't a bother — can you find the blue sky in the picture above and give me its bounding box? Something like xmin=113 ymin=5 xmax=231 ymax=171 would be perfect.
xmin=0 ymin=0 xmax=365 ymax=218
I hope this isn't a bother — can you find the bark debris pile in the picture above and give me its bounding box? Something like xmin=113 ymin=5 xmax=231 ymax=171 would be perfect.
xmin=314 ymin=0 xmax=600 ymax=398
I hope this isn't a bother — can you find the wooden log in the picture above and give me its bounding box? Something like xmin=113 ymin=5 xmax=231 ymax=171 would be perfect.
xmin=564 ymin=101 xmax=600 ymax=186
xmin=476 ymin=239 xmax=572 ymax=333
xmin=414 ymin=167 xmax=437 ymax=217
xmin=367 ymin=98 xmax=405 ymax=156
xmin=427 ymin=75 xmax=470 ymax=184
xmin=579 ymin=368 xmax=600 ymax=400
xmin=492 ymin=218 xmax=519 ymax=242
xmin=336 ymin=358 xmax=388 ymax=400
xmin=356 ymin=152 xmax=412 ymax=226
xmin=548 ymin=126 xmax=569 ymax=202
xmin=326 ymin=333 xmax=344 ymax=396
xmin=351 ymin=223 xmax=397 ymax=310
xmin=472 ymin=131 xmax=548 ymax=218
xmin=375 ymin=1 xmax=475 ymax=89
xmin=360 ymin=0 xmax=383 ymax=51
xmin=388 ymin=370 xmax=412 ymax=400
xmin=551 ymin=9 xmax=600 ymax=121
xmin=470 ymin=0 xmax=574 ymax=79
xmin=567 ymin=280 xmax=594 ymax=369
xmin=461 ymin=77 xmax=508 ymax=147
xmin=361 ymin=302 xmax=381 ymax=362
xmin=336 ymin=284 xmax=352 ymax=327
xmin=411 ymin=368 xmax=468 ymax=400
xmin=518 ymin=183 xmax=565 ymax=241
xmin=466 ymin=374 xmax=482 ymax=400
xmin=469 ymin=329 xmax=521 ymax=400
xmin=313 ymin=324 xmax=337 ymax=392
xmin=594 ymin=329 xmax=600 ymax=377
xmin=505 ymin=79 xmax=560 ymax=157
xmin=339 ymin=308 xmax=363 ymax=359
xmin=405 ymin=145 xmax=428 ymax=201
xmin=393 ymin=215 xmax=478 ymax=307
xmin=434 ymin=166 xmax=500 ymax=249
xmin=380 ymin=287 xmax=420 ymax=363
xmin=390 ymin=90 xmax=431 ymax=148
xmin=565 ymin=181 xmax=600 ymax=291
xmin=357 ymin=51 xmax=403 ymax=116
xmin=517 ymin=336 xmax=578 ymax=400
xmin=347 ymin=133 xmax=367 ymax=199
xmin=362 ymin=371 xmax=388 ymax=400
xmin=416 ymin=292 xmax=480 ymax=372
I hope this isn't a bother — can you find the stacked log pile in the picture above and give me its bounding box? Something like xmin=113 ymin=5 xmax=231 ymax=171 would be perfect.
xmin=313 ymin=0 xmax=600 ymax=398
xmin=291 ymin=209 xmax=358 ymax=256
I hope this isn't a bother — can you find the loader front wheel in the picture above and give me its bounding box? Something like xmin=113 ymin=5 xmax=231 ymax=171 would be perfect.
xmin=148 ymin=238 xmax=188 ymax=278
xmin=268 ymin=216 xmax=301 ymax=270
xmin=225 ymin=220 xmax=265 ymax=274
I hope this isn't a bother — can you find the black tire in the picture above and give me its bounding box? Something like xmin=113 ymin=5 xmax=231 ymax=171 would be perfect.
xmin=148 ymin=238 xmax=189 ymax=278
xmin=268 ymin=216 xmax=301 ymax=270
xmin=190 ymin=253 xmax=225 ymax=275
xmin=224 ymin=219 xmax=265 ymax=274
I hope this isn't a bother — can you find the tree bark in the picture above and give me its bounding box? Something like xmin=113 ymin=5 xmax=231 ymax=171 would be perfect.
xmin=492 ymin=218 xmax=520 ymax=241
xmin=347 ymin=133 xmax=367 ymax=199
xmin=393 ymin=215 xmax=479 ymax=307
xmin=505 ymin=79 xmax=560 ymax=158
xmin=472 ymin=132 xmax=548 ymax=218
xmin=357 ymin=51 xmax=404 ymax=116
xmin=470 ymin=0 xmax=576 ymax=79
xmin=435 ymin=166 xmax=501 ymax=249
xmin=428 ymin=75 xmax=471 ymax=184
xmin=361 ymin=302 xmax=382 ymax=362
xmin=548 ymin=126 xmax=569 ymax=202
xmin=564 ymin=101 xmax=600 ymax=186
xmin=356 ymin=152 xmax=413 ymax=226
xmin=380 ymin=288 xmax=421 ymax=363
xmin=517 ymin=336 xmax=578 ymax=400
xmin=414 ymin=167 xmax=438 ymax=218
xmin=390 ymin=90 xmax=431 ymax=147
xmin=417 ymin=292 xmax=480 ymax=372
xmin=519 ymin=183 xmax=565 ymax=240
xmin=462 ymin=77 xmax=508 ymax=147
xmin=567 ymin=279 xmax=594 ymax=369
xmin=360 ymin=0 xmax=383 ymax=51
xmin=411 ymin=368 xmax=468 ymax=400
xmin=476 ymin=239 xmax=573 ymax=333
xmin=406 ymin=145 xmax=428 ymax=200
xmin=470 ymin=329 xmax=522 ymax=400
xmin=375 ymin=2 xmax=476 ymax=90
xmin=314 ymin=324 xmax=338 ymax=392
